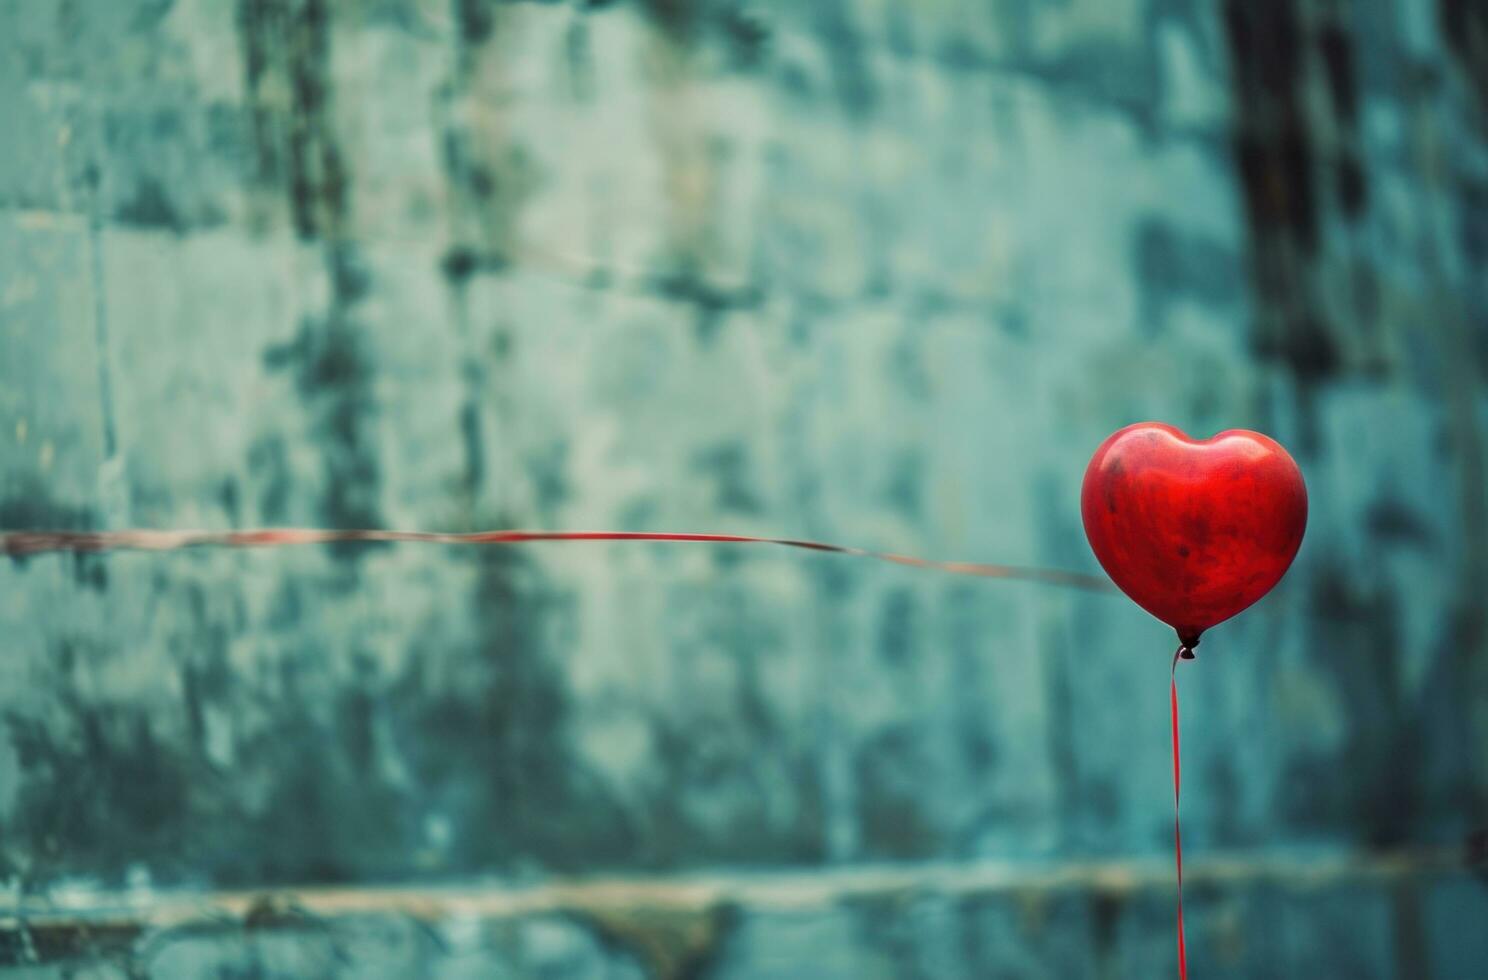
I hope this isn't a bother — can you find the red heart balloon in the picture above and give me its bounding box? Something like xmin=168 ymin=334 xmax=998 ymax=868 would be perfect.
xmin=1080 ymin=422 xmax=1307 ymax=648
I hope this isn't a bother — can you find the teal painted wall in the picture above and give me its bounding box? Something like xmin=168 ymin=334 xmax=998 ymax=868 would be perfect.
xmin=1 ymin=0 xmax=1486 ymax=975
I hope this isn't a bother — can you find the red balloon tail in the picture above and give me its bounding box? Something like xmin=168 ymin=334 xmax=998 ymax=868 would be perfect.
xmin=1171 ymin=645 xmax=1188 ymax=980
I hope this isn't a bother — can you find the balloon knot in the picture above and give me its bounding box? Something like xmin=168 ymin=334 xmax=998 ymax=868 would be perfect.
xmin=1178 ymin=646 xmax=1196 ymax=660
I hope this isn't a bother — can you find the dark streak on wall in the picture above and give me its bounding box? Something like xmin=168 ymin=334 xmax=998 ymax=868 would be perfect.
xmin=261 ymin=246 xmax=386 ymax=548
xmin=237 ymin=0 xmax=348 ymax=239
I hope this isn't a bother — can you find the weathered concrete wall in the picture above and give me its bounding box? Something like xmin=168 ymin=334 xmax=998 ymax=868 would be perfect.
xmin=1 ymin=0 xmax=1486 ymax=976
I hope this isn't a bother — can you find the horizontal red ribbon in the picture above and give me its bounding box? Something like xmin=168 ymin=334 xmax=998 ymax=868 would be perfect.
xmin=2 ymin=527 xmax=1115 ymax=592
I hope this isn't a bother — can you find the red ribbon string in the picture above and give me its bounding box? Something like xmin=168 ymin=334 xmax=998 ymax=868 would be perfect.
xmin=1171 ymin=645 xmax=1188 ymax=980
xmin=0 ymin=528 xmax=1114 ymax=592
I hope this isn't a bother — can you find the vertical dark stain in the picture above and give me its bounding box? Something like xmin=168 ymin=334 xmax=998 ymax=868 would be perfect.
xmin=440 ymin=99 xmax=539 ymax=266
xmin=180 ymin=657 xmax=207 ymax=749
xmin=1089 ymin=890 xmax=1122 ymax=980
xmin=261 ymin=244 xmax=384 ymax=549
xmin=1413 ymin=606 xmax=1488 ymax=826
xmin=1270 ymin=313 xmax=1341 ymax=388
xmin=338 ymin=677 xmax=376 ymax=772
xmin=440 ymin=245 xmax=481 ymax=284
xmin=876 ymin=587 xmax=918 ymax=665
xmin=237 ymin=0 xmax=289 ymax=189
xmin=1222 ymin=0 xmax=1370 ymax=450
xmin=1231 ymin=124 xmax=1317 ymax=251
xmin=1337 ymin=153 xmax=1367 ymax=217
xmin=564 ymin=19 xmax=595 ymax=101
xmin=1287 ymin=556 xmax=1422 ymax=848
xmin=456 ymin=0 xmax=497 ymax=48
xmin=1317 ymin=25 xmax=1358 ymax=125
xmin=855 ymin=726 xmax=936 ymax=858
xmin=286 ymin=0 xmax=346 ymax=238
xmin=812 ymin=0 xmax=876 ymax=118
xmin=527 ymin=439 xmax=571 ymax=513
xmin=214 ymin=475 xmax=236 ymax=520
xmin=1439 ymin=0 xmax=1488 ymax=117
xmin=438 ymin=0 xmax=501 ymax=520
xmin=458 ymin=399 xmax=485 ymax=494
xmin=1467 ymin=827 xmax=1488 ymax=886
xmin=1460 ymin=182 xmax=1488 ymax=280
xmin=441 ymin=260 xmax=490 ymax=516
xmin=386 ymin=545 xmax=609 ymax=870
xmin=1223 ymin=0 xmax=1315 ymax=244
xmin=236 ymin=0 xmax=349 ymax=238
xmin=639 ymin=0 xmax=700 ymax=41
xmin=1431 ymin=5 xmax=1488 ymax=816
xmin=176 ymin=583 xmax=234 ymax=765
xmin=717 ymin=7 xmax=770 ymax=71
xmin=70 ymin=553 xmax=108 ymax=592
xmin=942 ymin=585 xmax=999 ymax=783
xmin=247 ymin=434 xmax=292 ymax=522
xmin=1319 ymin=20 xmax=1368 ymax=223
xmin=116 ymin=177 xmax=185 ymax=232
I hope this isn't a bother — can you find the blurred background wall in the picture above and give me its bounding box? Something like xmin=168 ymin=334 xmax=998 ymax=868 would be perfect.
xmin=1 ymin=0 xmax=1487 ymax=976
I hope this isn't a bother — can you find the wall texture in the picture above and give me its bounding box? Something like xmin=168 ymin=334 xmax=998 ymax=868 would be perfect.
xmin=1 ymin=0 xmax=1486 ymax=976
